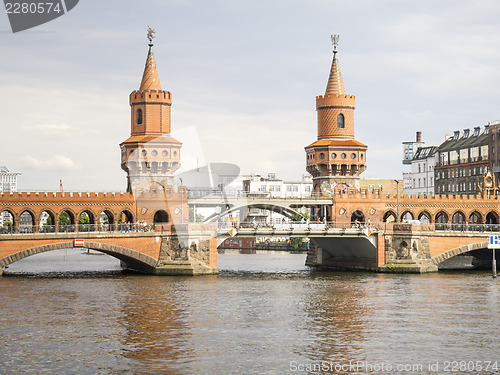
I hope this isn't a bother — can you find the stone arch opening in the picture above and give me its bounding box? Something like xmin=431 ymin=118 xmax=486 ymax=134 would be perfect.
xmin=382 ymin=210 xmax=396 ymax=223
xmin=59 ymin=210 xmax=76 ymax=232
xmin=0 ymin=209 xmax=15 ymax=233
xmin=39 ymin=210 xmax=56 ymax=233
xmin=417 ymin=211 xmax=431 ymax=224
xmin=19 ymin=210 xmax=35 ymax=233
xmin=350 ymin=210 xmax=365 ymax=225
xmin=154 ymin=210 xmax=169 ymax=223
xmin=401 ymin=211 xmax=414 ymax=223
xmin=398 ymin=240 xmax=409 ymax=258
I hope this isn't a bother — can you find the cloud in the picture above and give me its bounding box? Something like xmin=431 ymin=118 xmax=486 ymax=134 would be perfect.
xmin=23 ymin=123 xmax=72 ymax=133
xmin=22 ymin=155 xmax=81 ymax=172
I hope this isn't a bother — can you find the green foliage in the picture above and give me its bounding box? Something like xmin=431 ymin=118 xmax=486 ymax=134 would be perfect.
xmin=60 ymin=211 xmax=71 ymax=225
xmin=290 ymin=237 xmax=305 ymax=249
xmin=3 ymin=221 xmax=13 ymax=227
xmin=79 ymin=214 xmax=90 ymax=224
xmin=189 ymin=207 xmax=205 ymax=223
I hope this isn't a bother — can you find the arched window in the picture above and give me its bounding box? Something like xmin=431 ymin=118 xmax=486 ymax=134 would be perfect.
xmin=137 ymin=109 xmax=143 ymax=125
xmin=337 ymin=113 xmax=345 ymax=129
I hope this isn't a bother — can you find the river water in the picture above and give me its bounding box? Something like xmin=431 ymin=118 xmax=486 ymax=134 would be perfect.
xmin=1 ymin=250 xmax=500 ymax=374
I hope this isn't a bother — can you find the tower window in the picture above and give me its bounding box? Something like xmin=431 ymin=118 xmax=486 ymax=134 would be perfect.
xmin=137 ymin=109 xmax=143 ymax=125
xmin=337 ymin=113 xmax=345 ymax=129
xmin=319 ymin=153 xmax=325 ymax=159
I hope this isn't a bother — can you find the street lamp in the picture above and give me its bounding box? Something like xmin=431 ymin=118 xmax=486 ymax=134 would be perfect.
xmin=179 ymin=177 xmax=183 ymax=224
xmin=394 ymin=179 xmax=400 ymax=223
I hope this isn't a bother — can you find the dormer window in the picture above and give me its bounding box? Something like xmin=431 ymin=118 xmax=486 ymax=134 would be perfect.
xmin=337 ymin=113 xmax=345 ymax=129
xmin=137 ymin=109 xmax=143 ymax=125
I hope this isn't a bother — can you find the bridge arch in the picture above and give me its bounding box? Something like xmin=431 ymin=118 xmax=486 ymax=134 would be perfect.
xmin=417 ymin=210 xmax=431 ymax=224
xmin=77 ymin=209 xmax=96 ymax=225
xmin=19 ymin=209 xmax=36 ymax=231
xmin=382 ymin=210 xmax=396 ymax=222
xmin=401 ymin=210 xmax=414 ymax=222
xmin=468 ymin=211 xmax=483 ymax=224
xmin=58 ymin=209 xmax=76 ymax=225
xmin=203 ymin=203 xmax=304 ymax=224
xmin=98 ymin=209 xmax=115 ymax=225
xmin=350 ymin=209 xmax=365 ymax=224
xmin=0 ymin=208 xmax=16 ymax=227
xmin=0 ymin=241 xmax=158 ymax=273
xmin=486 ymin=211 xmax=499 ymax=224
xmin=154 ymin=210 xmax=169 ymax=223
xmin=39 ymin=209 xmax=56 ymax=233
xmin=435 ymin=211 xmax=448 ymax=223
xmin=431 ymin=242 xmax=488 ymax=266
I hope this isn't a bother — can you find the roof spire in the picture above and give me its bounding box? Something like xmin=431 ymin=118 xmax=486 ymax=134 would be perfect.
xmin=139 ymin=26 xmax=162 ymax=91
xmin=325 ymin=34 xmax=346 ymax=96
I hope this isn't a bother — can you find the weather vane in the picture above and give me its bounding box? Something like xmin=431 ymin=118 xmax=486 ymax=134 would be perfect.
xmin=331 ymin=34 xmax=339 ymax=56
xmin=147 ymin=26 xmax=156 ymax=45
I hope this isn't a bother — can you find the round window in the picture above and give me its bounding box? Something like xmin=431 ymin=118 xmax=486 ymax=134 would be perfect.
xmin=142 ymin=150 xmax=147 ymax=156
xmin=332 ymin=153 xmax=337 ymax=159
xmin=152 ymin=150 xmax=158 ymax=156
xmin=162 ymin=150 xmax=168 ymax=156
xmin=319 ymin=152 xmax=325 ymax=159
xmin=351 ymin=153 xmax=356 ymax=159
xmin=341 ymin=153 xmax=346 ymax=159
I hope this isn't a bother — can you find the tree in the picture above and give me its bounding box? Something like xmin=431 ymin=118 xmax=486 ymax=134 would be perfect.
xmin=189 ymin=207 xmax=205 ymax=223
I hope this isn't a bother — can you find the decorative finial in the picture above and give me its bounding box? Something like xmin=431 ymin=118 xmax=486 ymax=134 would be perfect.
xmin=147 ymin=26 xmax=156 ymax=47
xmin=331 ymin=34 xmax=339 ymax=58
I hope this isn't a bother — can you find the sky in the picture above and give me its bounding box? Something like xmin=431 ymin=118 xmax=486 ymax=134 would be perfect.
xmin=1 ymin=0 xmax=500 ymax=192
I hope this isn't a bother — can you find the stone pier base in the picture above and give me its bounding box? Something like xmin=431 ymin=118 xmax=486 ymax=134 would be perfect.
xmin=153 ymin=259 xmax=218 ymax=276
xmin=378 ymin=259 xmax=438 ymax=273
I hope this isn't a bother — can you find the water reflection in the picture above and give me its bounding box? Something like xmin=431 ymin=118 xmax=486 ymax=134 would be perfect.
xmin=1 ymin=252 xmax=499 ymax=374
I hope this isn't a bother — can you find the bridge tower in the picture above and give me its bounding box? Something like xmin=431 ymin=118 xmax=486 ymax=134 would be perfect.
xmin=120 ymin=29 xmax=182 ymax=193
xmin=305 ymin=36 xmax=367 ymax=196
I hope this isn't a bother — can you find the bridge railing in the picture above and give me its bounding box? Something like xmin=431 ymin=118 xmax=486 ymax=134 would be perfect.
xmin=219 ymin=221 xmax=500 ymax=234
xmin=222 ymin=221 xmax=379 ymax=231
xmin=0 ymin=223 xmax=168 ymax=235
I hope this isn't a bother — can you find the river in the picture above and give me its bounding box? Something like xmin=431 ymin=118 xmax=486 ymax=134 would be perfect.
xmin=1 ymin=250 xmax=499 ymax=374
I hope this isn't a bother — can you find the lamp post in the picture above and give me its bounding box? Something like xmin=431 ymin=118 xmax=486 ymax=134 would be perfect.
xmin=394 ymin=179 xmax=400 ymax=223
xmin=179 ymin=177 xmax=183 ymax=224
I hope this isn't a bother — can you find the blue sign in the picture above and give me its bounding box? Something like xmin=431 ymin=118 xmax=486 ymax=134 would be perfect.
xmin=488 ymin=235 xmax=500 ymax=249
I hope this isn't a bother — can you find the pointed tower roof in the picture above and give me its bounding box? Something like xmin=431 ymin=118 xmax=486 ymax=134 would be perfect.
xmin=139 ymin=44 xmax=162 ymax=91
xmin=325 ymin=54 xmax=346 ymax=95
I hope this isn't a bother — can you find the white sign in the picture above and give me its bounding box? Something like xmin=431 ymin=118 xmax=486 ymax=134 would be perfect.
xmin=488 ymin=235 xmax=500 ymax=249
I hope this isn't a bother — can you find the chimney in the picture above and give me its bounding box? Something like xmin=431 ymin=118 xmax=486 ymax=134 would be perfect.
xmin=416 ymin=131 xmax=422 ymax=143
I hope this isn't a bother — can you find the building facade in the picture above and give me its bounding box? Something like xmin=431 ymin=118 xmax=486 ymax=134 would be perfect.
xmin=0 ymin=166 xmax=21 ymax=226
xmin=434 ymin=126 xmax=489 ymax=195
xmin=403 ymin=146 xmax=437 ymax=196
xmin=305 ymin=38 xmax=367 ymax=196
xmin=488 ymin=120 xmax=500 ymax=184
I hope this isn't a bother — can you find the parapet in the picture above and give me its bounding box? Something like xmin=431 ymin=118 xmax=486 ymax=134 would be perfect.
xmin=129 ymin=90 xmax=172 ymax=104
xmin=316 ymin=94 xmax=355 ymax=109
